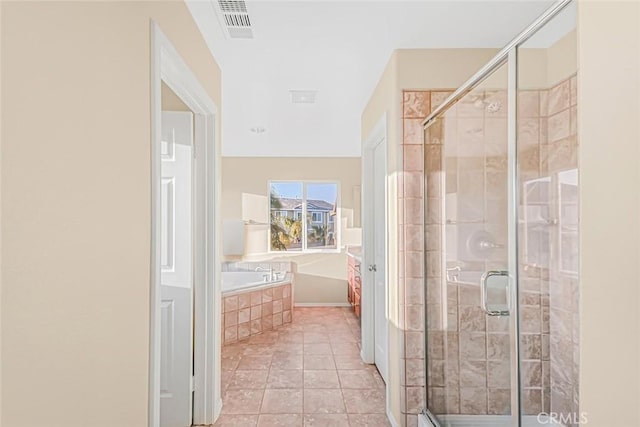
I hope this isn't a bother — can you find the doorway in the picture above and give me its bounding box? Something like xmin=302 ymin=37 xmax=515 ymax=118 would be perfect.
xmin=150 ymin=23 xmax=220 ymax=427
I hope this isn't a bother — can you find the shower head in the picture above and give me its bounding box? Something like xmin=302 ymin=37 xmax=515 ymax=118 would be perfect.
xmin=486 ymin=101 xmax=503 ymax=113
xmin=470 ymin=92 xmax=503 ymax=113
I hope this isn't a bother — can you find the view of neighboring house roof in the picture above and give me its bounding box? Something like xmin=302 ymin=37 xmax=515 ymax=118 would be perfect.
xmin=274 ymin=198 xmax=334 ymax=211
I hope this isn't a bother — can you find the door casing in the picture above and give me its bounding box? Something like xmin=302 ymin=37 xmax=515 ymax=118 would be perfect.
xmin=150 ymin=22 xmax=221 ymax=427
xmin=361 ymin=114 xmax=392 ymax=419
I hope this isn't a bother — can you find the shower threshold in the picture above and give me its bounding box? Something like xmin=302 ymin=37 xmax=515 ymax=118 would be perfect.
xmin=419 ymin=414 xmax=565 ymax=427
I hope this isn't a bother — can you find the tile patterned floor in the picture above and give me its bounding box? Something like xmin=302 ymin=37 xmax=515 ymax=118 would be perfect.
xmin=215 ymin=307 xmax=391 ymax=427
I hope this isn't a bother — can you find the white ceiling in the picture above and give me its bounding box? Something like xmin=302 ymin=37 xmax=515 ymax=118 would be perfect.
xmin=186 ymin=0 xmax=560 ymax=157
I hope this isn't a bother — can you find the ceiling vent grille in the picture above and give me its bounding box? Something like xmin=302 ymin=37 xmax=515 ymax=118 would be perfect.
xmin=290 ymin=90 xmax=318 ymax=104
xmin=213 ymin=0 xmax=253 ymax=39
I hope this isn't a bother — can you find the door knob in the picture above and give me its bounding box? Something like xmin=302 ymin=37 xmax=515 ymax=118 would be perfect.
xmin=368 ymin=264 xmax=377 ymax=272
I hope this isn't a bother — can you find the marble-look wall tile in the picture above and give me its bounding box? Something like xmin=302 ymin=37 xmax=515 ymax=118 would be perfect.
xmin=460 ymin=388 xmax=487 ymax=414
xmin=406 ymin=358 xmax=426 ymax=386
xmin=446 ymin=387 xmax=461 ymax=414
xmin=523 ymin=361 xmax=543 ymax=387
xmin=428 ymin=387 xmax=446 ymax=413
xmin=520 ymin=306 xmax=542 ymax=333
xmin=460 ymin=361 xmax=487 ymax=388
xmin=521 ymin=334 xmax=542 ymax=360
xmin=518 ymin=91 xmax=540 ymax=118
xmin=518 ymin=118 xmax=540 ymax=147
xmin=405 ymin=224 xmax=424 ymax=251
xmin=548 ymin=109 xmax=571 ymax=143
xmin=487 ymin=360 xmax=511 ymax=388
xmin=404 ymin=118 xmax=426 ymax=144
xmin=548 ymin=80 xmax=570 ymax=115
xmin=431 ymin=91 xmax=454 ymax=112
xmin=487 ymin=333 xmax=510 ymax=360
xmin=404 ymin=145 xmax=424 ymax=171
xmin=488 ymin=389 xmax=511 ymax=415
xmin=405 ymin=304 xmax=424 ymax=331
xmin=225 ymin=295 xmax=238 ymax=313
xmin=458 ymin=306 xmax=486 ymax=331
xmin=457 ymin=118 xmax=484 ymax=147
xmin=405 ymin=331 xmax=425 ymax=359
xmin=425 ymin=198 xmax=442 ymax=225
xmin=226 ymin=310 xmax=238 ymax=327
xmin=404 ymin=171 xmax=423 ymax=198
xmin=459 ymin=332 xmax=486 ymax=360
xmin=523 ymin=389 xmax=543 ymax=415
xmin=484 ymin=90 xmax=508 ymax=118
xmin=406 ymin=386 xmax=425 ymax=413
xmin=539 ymin=90 xmax=549 ymax=117
xmin=404 ymin=91 xmax=431 ymax=118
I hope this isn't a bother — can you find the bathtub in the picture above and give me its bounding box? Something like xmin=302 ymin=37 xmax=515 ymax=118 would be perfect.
xmin=221 ymin=271 xmax=294 ymax=345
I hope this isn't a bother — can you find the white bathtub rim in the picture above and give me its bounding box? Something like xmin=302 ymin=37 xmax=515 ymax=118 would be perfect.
xmin=221 ymin=273 xmax=293 ymax=296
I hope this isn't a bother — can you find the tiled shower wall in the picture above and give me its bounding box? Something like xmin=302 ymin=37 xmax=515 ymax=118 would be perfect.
xmin=402 ymin=75 xmax=578 ymax=426
xmin=399 ymin=90 xmax=440 ymax=426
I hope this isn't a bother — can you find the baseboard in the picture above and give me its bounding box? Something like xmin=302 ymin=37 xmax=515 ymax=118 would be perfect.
xmin=294 ymin=302 xmax=351 ymax=307
xmin=213 ymin=397 xmax=223 ymax=423
xmin=387 ymin=407 xmax=400 ymax=427
xmin=384 ymin=384 xmax=400 ymax=427
xmin=419 ymin=413 xmax=436 ymax=427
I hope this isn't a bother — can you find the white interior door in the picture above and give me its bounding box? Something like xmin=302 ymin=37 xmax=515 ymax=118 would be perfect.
xmin=160 ymin=111 xmax=194 ymax=427
xmin=373 ymin=141 xmax=388 ymax=383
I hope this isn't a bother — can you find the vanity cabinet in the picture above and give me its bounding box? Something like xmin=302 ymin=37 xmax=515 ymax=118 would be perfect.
xmin=347 ymin=254 xmax=361 ymax=317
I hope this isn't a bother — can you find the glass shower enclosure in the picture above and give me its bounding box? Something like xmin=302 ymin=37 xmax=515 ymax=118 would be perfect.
xmin=422 ymin=1 xmax=579 ymax=426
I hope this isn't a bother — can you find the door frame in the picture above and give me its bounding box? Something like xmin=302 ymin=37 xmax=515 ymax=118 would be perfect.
xmin=150 ymin=22 xmax=221 ymax=427
xmin=361 ymin=113 xmax=391 ymax=413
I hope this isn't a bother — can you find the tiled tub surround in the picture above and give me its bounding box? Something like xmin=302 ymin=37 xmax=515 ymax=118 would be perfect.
xmin=411 ymin=75 xmax=578 ymax=424
xmin=223 ymin=270 xmax=295 ymax=345
xmin=216 ymin=307 xmax=390 ymax=427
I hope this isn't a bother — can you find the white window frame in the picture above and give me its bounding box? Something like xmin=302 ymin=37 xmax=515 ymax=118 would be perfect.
xmin=268 ymin=180 xmax=341 ymax=253
xmin=311 ymin=212 xmax=323 ymax=223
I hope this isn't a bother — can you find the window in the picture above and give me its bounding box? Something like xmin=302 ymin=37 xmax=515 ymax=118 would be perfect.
xmin=269 ymin=181 xmax=339 ymax=252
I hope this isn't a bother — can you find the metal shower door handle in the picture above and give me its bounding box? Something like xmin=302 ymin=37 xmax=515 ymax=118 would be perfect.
xmin=480 ymin=270 xmax=511 ymax=316
xmin=368 ymin=264 xmax=377 ymax=272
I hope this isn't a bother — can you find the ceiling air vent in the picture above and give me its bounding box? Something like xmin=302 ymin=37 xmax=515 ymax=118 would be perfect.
xmin=290 ymin=90 xmax=318 ymax=104
xmin=213 ymin=0 xmax=253 ymax=39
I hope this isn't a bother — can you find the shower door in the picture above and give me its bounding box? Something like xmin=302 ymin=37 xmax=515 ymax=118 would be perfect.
xmin=423 ymin=59 xmax=520 ymax=427
xmin=423 ymin=3 xmax=578 ymax=425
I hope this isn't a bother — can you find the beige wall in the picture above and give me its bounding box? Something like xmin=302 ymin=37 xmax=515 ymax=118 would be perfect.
xmin=222 ymin=157 xmax=361 ymax=304
xmin=578 ymin=1 xmax=640 ymax=426
xmin=362 ymin=48 xmax=498 ymax=425
xmin=0 ymin=2 xmax=221 ymax=426
xmin=161 ymin=82 xmax=190 ymax=111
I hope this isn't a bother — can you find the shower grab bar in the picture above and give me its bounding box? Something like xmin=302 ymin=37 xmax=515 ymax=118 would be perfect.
xmin=480 ymin=270 xmax=511 ymax=316
xmin=422 ymin=0 xmax=574 ymax=128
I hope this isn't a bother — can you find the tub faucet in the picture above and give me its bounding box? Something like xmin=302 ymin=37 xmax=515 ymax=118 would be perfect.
xmin=255 ymin=266 xmax=273 ymax=281
xmin=446 ymin=266 xmax=461 ymax=282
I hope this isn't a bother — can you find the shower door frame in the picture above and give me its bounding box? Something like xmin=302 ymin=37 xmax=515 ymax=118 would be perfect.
xmin=420 ymin=1 xmax=575 ymax=426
